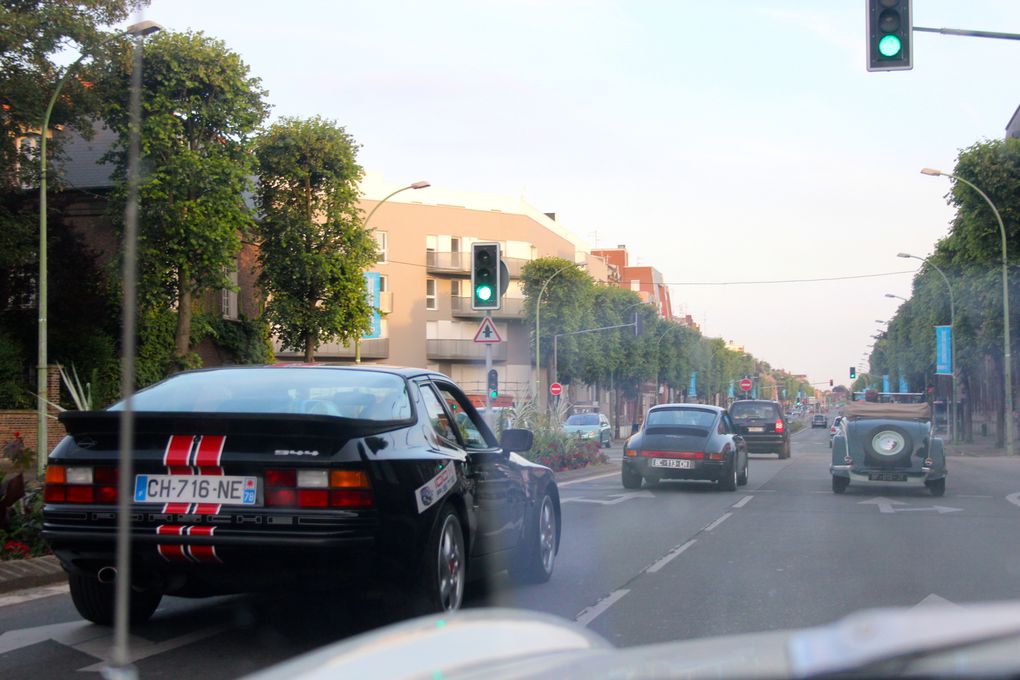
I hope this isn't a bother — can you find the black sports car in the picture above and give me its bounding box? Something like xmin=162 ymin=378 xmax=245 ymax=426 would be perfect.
xmin=622 ymin=404 xmax=749 ymax=490
xmin=43 ymin=366 xmax=560 ymax=624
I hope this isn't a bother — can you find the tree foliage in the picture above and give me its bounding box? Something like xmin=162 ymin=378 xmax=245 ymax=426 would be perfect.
xmin=254 ymin=116 xmax=378 ymax=361
xmin=97 ymin=30 xmax=268 ymax=363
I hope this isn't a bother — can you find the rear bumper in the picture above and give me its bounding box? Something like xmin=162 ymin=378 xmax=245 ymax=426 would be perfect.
xmin=741 ymin=435 xmax=786 ymax=452
xmin=623 ymin=457 xmax=727 ymax=482
xmin=830 ymin=465 xmax=944 ymax=484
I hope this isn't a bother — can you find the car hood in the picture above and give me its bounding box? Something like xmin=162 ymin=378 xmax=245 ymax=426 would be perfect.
xmin=244 ymin=602 xmax=1020 ymax=679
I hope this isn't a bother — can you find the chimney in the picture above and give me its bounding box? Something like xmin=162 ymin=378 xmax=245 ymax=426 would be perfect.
xmin=544 ymin=212 xmax=556 ymax=221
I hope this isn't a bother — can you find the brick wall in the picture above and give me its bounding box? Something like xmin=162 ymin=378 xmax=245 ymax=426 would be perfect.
xmin=0 ymin=365 xmax=67 ymax=459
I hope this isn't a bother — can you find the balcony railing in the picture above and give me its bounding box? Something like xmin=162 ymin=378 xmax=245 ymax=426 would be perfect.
xmin=273 ymin=337 xmax=389 ymax=360
xmin=450 ymin=296 xmax=525 ymax=319
xmin=426 ymin=251 xmax=531 ymax=278
xmin=426 ymin=339 xmax=507 ymax=361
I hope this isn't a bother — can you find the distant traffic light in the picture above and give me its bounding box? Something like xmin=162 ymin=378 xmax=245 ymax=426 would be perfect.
xmin=471 ymin=242 xmax=501 ymax=310
xmin=850 ymin=366 xmax=857 ymax=380
xmin=867 ymin=0 xmax=912 ymax=72
xmin=830 ymin=379 xmax=834 ymax=387
xmin=487 ymin=369 xmax=498 ymax=399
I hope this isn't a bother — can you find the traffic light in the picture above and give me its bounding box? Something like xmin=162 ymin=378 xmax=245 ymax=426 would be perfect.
xmin=487 ymin=369 xmax=498 ymax=399
xmin=634 ymin=312 xmax=644 ymax=337
xmin=830 ymin=379 xmax=834 ymax=387
xmin=867 ymin=0 xmax=912 ymax=72
xmin=471 ymin=242 xmax=501 ymax=310
xmin=850 ymin=366 xmax=857 ymax=380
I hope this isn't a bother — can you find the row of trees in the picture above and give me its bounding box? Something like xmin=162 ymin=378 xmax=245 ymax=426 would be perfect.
xmin=858 ymin=138 xmax=1020 ymax=443
xmin=521 ymin=258 xmax=815 ymax=411
xmin=1 ymin=2 xmax=378 ymax=406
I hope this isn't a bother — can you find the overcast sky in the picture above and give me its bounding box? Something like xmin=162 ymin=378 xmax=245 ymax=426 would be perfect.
xmin=136 ymin=0 xmax=1020 ymax=386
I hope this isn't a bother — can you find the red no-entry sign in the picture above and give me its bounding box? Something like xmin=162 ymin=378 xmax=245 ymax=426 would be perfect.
xmin=740 ymin=378 xmax=753 ymax=392
xmin=549 ymin=382 xmax=563 ymax=396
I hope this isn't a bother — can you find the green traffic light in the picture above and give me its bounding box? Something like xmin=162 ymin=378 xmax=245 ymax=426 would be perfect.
xmin=476 ymin=285 xmax=493 ymax=302
xmin=490 ymin=390 xmax=497 ymax=399
xmin=878 ymin=34 xmax=901 ymax=57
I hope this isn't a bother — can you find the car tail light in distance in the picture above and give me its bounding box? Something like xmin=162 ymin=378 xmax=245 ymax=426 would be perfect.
xmin=707 ymin=453 xmax=725 ymax=461
xmin=44 ymin=464 xmax=118 ymax=504
xmin=775 ymin=419 xmax=784 ymax=433
xmin=624 ymin=449 xmax=636 ymax=457
xmin=265 ymin=468 xmax=373 ymax=509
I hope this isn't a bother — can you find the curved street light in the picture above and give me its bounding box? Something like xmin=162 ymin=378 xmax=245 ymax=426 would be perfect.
xmin=353 ymin=180 xmax=429 ymax=363
xmin=922 ymin=167 xmax=1013 ymax=456
xmin=899 ymin=251 xmax=957 ymax=442
xmin=534 ymin=262 xmax=586 ymax=402
xmin=885 ymin=293 xmax=907 ymax=302
xmin=36 ymin=20 xmax=162 ymax=476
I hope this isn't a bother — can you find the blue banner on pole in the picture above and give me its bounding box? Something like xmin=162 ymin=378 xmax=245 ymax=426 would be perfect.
xmin=882 ymin=374 xmax=890 ymax=393
xmin=688 ymin=372 xmax=697 ymax=398
xmin=727 ymin=381 xmax=734 ymax=398
xmin=898 ymin=372 xmax=908 ymax=394
xmin=935 ymin=325 xmax=952 ymax=375
xmin=363 ymin=272 xmax=381 ymax=339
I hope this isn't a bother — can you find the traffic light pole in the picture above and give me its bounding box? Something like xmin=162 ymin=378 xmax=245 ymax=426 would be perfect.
xmin=484 ymin=310 xmax=493 ymax=425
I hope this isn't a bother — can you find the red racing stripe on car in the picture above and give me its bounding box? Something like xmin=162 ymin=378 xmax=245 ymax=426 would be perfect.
xmin=194 ymin=435 xmax=225 ymax=469
xmin=185 ymin=526 xmax=221 ymax=563
xmin=156 ymin=525 xmax=192 ymax=563
xmin=163 ymin=435 xmax=194 ymax=468
xmin=193 ymin=503 xmax=221 ymax=515
xmin=163 ymin=502 xmax=192 ymax=514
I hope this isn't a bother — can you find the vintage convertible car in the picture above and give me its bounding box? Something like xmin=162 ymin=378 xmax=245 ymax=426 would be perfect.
xmin=829 ymin=401 xmax=946 ymax=496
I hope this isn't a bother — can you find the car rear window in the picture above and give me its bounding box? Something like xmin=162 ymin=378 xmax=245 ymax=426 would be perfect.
xmin=112 ymin=368 xmax=413 ymax=421
xmin=729 ymin=402 xmax=779 ymax=420
xmin=646 ymin=408 xmax=716 ymax=429
xmin=566 ymin=414 xmax=599 ymax=426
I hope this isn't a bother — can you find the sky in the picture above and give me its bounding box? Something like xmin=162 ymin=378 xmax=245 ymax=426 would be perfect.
xmin=132 ymin=0 xmax=1020 ymax=387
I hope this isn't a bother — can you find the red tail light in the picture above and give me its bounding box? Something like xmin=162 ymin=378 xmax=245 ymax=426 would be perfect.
xmin=44 ymin=465 xmax=117 ymax=504
xmin=775 ymin=419 xmax=784 ymax=433
xmin=637 ymin=451 xmax=704 ymax=459
xmin=264 ymin=468 xmax=373 ymax=509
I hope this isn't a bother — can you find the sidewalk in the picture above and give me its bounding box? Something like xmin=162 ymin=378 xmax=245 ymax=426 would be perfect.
xmin=944 ymin=438 xmax=1009 ymax=457
xmin=0 ymin=555 xmax=65 ymax=594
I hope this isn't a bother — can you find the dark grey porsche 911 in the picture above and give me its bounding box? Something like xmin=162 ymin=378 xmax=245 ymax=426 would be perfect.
xmin=621 ymin=404 xmax=749 ymax=491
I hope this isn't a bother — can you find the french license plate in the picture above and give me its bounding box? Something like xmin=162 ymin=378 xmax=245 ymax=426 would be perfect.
xmin=748 ymin=427 xmax=765 ymax=433
xmin=868 ymin=472 xmax=908 ymax=482
xmin=134 ymin=475 xmax=257 ymax=505
xmin=651 ymin=458 xmax=695 ymax=469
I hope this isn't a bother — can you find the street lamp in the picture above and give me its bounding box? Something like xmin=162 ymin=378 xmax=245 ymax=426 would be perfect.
xmin=899 ymin=251 xmax=957 ymax=442
xmin=876 ymin=319 xmax=888 ymax=324
xmin=354 ymin=180 xmax=429 ymax=363
xmin=36 ymin=20 xmax=162 ymax=476
xmin=922 ymin=167 xmax=1013 ymax=456
xmin=534 ymin=262 xmax=586 ymax=403
xmin=885 ymin=293 xmax=907 ymax=302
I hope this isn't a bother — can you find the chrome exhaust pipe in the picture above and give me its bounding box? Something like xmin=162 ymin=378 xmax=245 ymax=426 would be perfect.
xmin=97 ymin=566 xmax=117 ymax=584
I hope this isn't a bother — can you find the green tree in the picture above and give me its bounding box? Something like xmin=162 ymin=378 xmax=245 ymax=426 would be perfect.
xmin=97 ymin=30 xmax=268 ymax=365
xmin=254 ymin=116 xmax=378 ymax=361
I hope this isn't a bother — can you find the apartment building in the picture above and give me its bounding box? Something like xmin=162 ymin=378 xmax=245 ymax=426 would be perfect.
xmin=590 ymin=245 xmax=673 ymax=320
xmin=275 ymin=174 xmax=611 ymax=405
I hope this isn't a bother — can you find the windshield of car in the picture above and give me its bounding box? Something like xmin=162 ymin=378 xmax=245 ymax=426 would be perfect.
xmin=729 ymin=402 xmax=779 ymax=420
xmin=111 ymin=368 xmax=412 ymax=420
xmin=565 ymin=414 xmax=599 ymax=426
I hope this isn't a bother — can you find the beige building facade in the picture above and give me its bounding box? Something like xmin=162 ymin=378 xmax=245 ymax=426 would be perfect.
xmin=275 ymin=174 xmax=611 ymax=405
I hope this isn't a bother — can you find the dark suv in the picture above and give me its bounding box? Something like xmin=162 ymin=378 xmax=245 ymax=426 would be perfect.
xmin=728 ymin=399 xmax=790 ymax=458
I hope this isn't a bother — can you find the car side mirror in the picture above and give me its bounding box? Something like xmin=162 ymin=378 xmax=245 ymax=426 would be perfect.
xmin=500 ymin=428 xmax=533 ymax=453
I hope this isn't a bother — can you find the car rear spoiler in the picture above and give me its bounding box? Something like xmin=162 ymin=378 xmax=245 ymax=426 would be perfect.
xmin=58 ymin=410 xmax=407 ymax=439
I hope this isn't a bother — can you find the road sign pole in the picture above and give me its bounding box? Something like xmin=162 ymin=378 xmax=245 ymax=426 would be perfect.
xmin=485 ymin=310 xmax=493 ymax=424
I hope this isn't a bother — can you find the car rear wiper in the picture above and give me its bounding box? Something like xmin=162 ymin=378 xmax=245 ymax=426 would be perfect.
xmin=787 ymin=600 xmax=1020 ymax=677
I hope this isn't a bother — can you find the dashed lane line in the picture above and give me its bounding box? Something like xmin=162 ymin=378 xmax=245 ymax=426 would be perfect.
xmin=644 ymin=540 xmax=696 ymax=574
xmin=574 ymin=589 xmax=630 ymax=627
xmin=558 ymin=471 xmax=618 ymax=487
xmin=731 ymin=495 xmax=754 ymax=509
xmin=703 ymin=512 xmax=733 ymax=531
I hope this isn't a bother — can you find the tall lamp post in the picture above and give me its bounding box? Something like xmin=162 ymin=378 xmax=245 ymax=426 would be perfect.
xmin=353 ymin=180 xmax=429 ymax=363
xmin=922 ymin=167 xmax=1013 ymax=456
xmin=898 ymin=252 xmax=957 ymax=442
xmin=36 ymin=21 xmax=162 ymax=477
xmin=534 ymin=262 xmax=585 ymax=404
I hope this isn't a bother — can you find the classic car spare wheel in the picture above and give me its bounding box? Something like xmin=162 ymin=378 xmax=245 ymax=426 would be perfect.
xmin=866 ymin=425 xmax=912 ymax=461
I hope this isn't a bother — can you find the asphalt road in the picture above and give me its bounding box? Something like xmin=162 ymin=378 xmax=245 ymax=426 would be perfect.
xmin=4 ymin=419 xmax=1020 ymax=678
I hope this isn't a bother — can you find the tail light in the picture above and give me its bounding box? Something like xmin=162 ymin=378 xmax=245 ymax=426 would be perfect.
xmin=775 ymin=419 xmax=784 ymax=433
xmin=265 ymin=468 xmax=373 ymax=509
xmin=44 ymin=465 xmax=118 ymax=504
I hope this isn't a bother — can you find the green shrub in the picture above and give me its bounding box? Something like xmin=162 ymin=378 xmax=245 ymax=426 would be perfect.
xmin=0 ymin=331 xmax=30 ymax=409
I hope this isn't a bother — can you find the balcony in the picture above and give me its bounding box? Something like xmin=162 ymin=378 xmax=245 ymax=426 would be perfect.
xmin=450 ymin=296 xmax=526 ymax=319
xmin=426 ymin=251 xmax=531 ymax=278
xmin=378 ymin=291 xmax=393 ymax=314
xmin=274 ymin=337 xmax=389 ymax=360
xmin=426 ymin=339 xmax=507 ymax=361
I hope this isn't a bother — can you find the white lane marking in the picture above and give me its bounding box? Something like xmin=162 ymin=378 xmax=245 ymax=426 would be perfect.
xmin=859 ymin=497 xmax=962 ymax=514
xmin=956 ymin=494 xmax=992 ymax=498
xmin=645 ymin=540 xmax=696 ymax=574
xmin=574 ymin=589 xmax=630 ymax=627
xmin=1007 ymin=492 xmax=1020 ymax=508
xmin=561 ymin=491 xmax=654 ymax=506
xmin=0 ymin=583 xmax=68 ymax=608
xmin=913 ymin=593 xmax=961 ymax=609
xmin=731 ymin=495 xmax=753 ymax=509
xmin=754 ymin=489 xmax=777 ymax=492
xmin=558 ymin=472 xmax=618 ymax=487
xmin=703 ymin=512 xmax=733 ymax=531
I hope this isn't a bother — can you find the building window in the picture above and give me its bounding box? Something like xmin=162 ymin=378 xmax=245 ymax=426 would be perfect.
xmin=374 ymin=231 xmax=388 ymax=263
xmin=378 ymin=275 xmax=387 ymax=293
xmin=221 ymin=269 xmax=239 ymax=319
xmin=451 ymin=280 xmax=461 ymax=297
xmin=426 ymin=279 xmax=437 ymax=310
